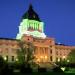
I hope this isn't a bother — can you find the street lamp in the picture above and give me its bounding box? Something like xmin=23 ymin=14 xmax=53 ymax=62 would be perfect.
xmin=62 ymin=56 xmax=65 ymax=59
xmin=67 ymin=59 xmax=70 ymax=63
xmin=15 ymin=58 xmax=18 ymax=62
xmin=62 ymin=56 xmax=66 ymax=61
xmin=45 ymin=56 xmax=47 ymax=59
xmin=4 ymin=56 xmax=7 ymax=61
xmin=58 ymin=58 xmax=60 ymax=62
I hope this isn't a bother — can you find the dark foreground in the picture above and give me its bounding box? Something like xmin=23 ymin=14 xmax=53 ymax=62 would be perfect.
xmin=1 ymin=72 xmax=75 ymax=75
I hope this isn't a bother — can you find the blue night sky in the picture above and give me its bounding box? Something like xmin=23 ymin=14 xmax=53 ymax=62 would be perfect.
xmin=0 ymin=0 xmax=75 ymax=46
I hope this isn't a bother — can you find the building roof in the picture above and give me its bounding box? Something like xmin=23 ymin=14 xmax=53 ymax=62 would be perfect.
xmin=22 ymin=4 xmax=41 ymax=22
xmin=0 ymin=38 xmax=19 ymax=41
xmin=55 ymin=43 xmax=65 ymax=46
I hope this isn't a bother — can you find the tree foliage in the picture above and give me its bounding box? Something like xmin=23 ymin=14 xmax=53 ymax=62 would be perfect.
xmin=17 ymin=40 xmax=35 ymax=65
xmin=67 ymin=49 xmax=75 ymax=63
xmin=0 ymin=56 xmax=7 ymax=73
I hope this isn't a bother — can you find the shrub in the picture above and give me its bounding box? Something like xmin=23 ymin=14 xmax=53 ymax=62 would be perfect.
xmin=20 ymin=63 xmax=32 ymax=73
xmin=52 ymin=67 xmax=64 ymax=73
xmin=38 ymin=68 xmax=47 ymax=72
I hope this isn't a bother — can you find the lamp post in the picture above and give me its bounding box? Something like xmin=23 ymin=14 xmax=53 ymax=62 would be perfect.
xmin=67 ymin=59 xmax=70 ymax=68
xmin=4 ymin=56 xmax=7 ymax=61
xmin=15 ymin=58 xmax=18 ymax=62
xmin=58 ymin=58 xmax=60 ymax=62
xmin=62 ymin=56 xmax=66 ymax=64
xmin=67 ymin=60 xmax=70 ymax=63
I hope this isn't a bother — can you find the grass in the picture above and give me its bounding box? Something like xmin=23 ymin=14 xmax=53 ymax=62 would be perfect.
xmin=13 ymin=72 xmax=75 ymax=75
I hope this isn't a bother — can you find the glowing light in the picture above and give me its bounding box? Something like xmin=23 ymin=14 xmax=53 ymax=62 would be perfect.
xmin=62 ymin=56 xmax=65 ymax=59
xmin=58 ymin=42 xmax=61 ymax=44
xmin=61 ymin=67 xmax=66 ymax=71
xmin=45 ymin=56 xmax=47 ymax=59
xmin=15 ymin=58 xmax=18 ymax=61
xmin=37 ymin=58 xmax=40 ymax=62
xmin=58 ymin=58 xmax=60 ymax=62
xmin=67 ymin=60 xmax=70 ymax=62
xmin=16 ymin=19 xmax=46 ymax=39
xmin=40 ymin=56 xmax=43 ymax=58
xmin=4 ymin=56 xmax=7 ymax=61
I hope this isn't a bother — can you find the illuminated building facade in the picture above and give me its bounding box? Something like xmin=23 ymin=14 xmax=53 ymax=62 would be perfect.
xmin=0 ymin=5 xmax=75 ymax=64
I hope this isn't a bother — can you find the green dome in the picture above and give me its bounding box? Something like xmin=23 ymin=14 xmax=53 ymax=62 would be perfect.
xmin=22 ymin=4 xmax=41 ymax=22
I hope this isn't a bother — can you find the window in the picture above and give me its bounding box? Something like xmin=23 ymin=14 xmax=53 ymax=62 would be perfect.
xmin=12 ymin=56 xmax=14 ymax=61
xmin=40 ymin=48 xmax=44 ymax=54
xmin=45 ymin=48 xmax=48 ymax=54
xmin=4 ymin=56 xmax=8 ymax=61
xmin=49 ymin=40 xmax=51 ymax=43
xmin=6 ymin=56 xmax=8 ymax=61
xmin=42 ymin=49 xmax=44 ymax=54
xmin=50 ymin=56 xmax=52 ymax=61
xmin=60 ymin=58 xmax=62 ymax=62
xmin=40 ymin=47 xmax=43 ymax=54
xmin=56 ymin=57 xmax=61 ymax=62
xmin=60 ymin=52 xmax=62 ymax=55
xmin=11 ymin=43 xmax=15 ymax=47
xmin=28 ymin=38 xmax=29 ymax=40
xmin=6 ymin=42 xmax=9 ymax=46
xmin=50 ymin=49 xmax=52 ymax=54
xmin=56 ymin=51 xmax=58 ymax=55
xmin=34 ymin=46 xmax=37 ymax=54
xmin=6 ymin=48 xmax=8 ymax=53
xmin=50 ymin=46 xmax=52 ymax=48
xmin=56 ymin=57 xmax=58 ymax=62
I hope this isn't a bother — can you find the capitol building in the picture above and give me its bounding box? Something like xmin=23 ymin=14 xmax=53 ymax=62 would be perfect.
xmin=0 ymin=5 xmax=75 ymax=66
